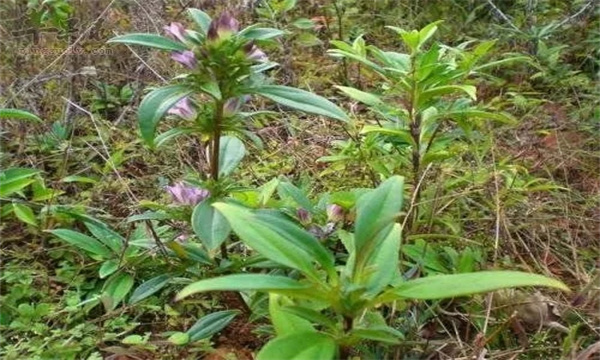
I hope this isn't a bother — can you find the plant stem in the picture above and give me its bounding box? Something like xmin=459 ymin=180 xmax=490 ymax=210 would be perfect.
xmin=210 ymin=101 xmax=223 ymax=182
xmin=210 ymin=100 xmax=228 ymax=260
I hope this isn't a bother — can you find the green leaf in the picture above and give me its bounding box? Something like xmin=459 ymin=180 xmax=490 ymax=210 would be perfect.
xmin=436 ymin=109 xmax=516 ymax=124
xmin=259 ymin=177 xmax=280 ymax=206
xmin=335 ymin=86 xmax=383 ymax=107
xmin=219 ymin=136 xmax=246 ymax=177
xmin=350 ymin=326 xmax=404 ymax=344
xmin=292 ymin=18 xmax=315 ymax=29
xmin=280 ymin=306 xmax=338 ymax=330
xmin=168 ymin=332 xmax=190 ymax=345
xmin=84 ymin=221 xmax=124 ymax=254
xmin=0 ymin=168 xmax=40 ymax=197
xmin=417 ymin=21 xmax=443 ymax=48
xmin=0 ymin=109 xmax=42 ymax=123
xmin=257 ymin=332 xmax=336 ymax=360
xmin=277 ymin=181 xmax=313 ymax=211
xmin=239 ymin=26 xmax=285 ymax=40
xmin=48 ymin=229 xmax=112 ymax=258
xmin=258 ymin=212 xmax=335 ymax=274
xmin=176 ymin=274 xmax=309 ymax=301
xmin=212 ymin=203 xmax=320 ymax=279
xmin=12 ymin=203 xmax=37 ymax=227
xmin=129 ymin=274 xmax=171 ymax=304
xmin=420 ymin=85 xmax=477 ymax=105
xmin=99 ymin=260 xmax=119 ymax=279
xmin=103 ymin=272 xmax=134 ymax=310
xmin=191 ymin=200 xmax=231 ymax=252
xmin=187 ymin=310 xmax=240 ymax=342
xmin=270 ymin=294 xmax=314 ymax=336
xmin=353 ymin=176 xmax=404 ymax=274
xmin=361 ymin=126 xmax=415 ymax=146
xmin=391 ymin=271 xmax=569 ymax=300
xmin=154 ymin=127 xmax=196 ymax=148
xmin=364 ymin=224 xmax=401 ymax=295
xmin=122 ymin=335 xmax=145 ymax=345
xmin=61 ymin=175 xmax=99 ymax=184
xmin=255 ymin=85 xmax=349 ymax=122
xmin=188 ymin=8 xmax=212 ymax=34
xmin=138 ymin=85 xmax=194 ymax=147
xmin=107 ymin=34 xmax=187 ymax=52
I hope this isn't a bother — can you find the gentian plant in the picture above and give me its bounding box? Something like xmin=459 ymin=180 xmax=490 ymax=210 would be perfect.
xmin=176 ymin=176 xmax=569 ymax=360
xmin=108 ymin=9 xmax=348 ymax=258
xmin=327 ymin=22 xmax=525 ymax=230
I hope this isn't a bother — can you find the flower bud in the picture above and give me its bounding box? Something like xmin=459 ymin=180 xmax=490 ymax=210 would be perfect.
xmin=164 ymin=22 xmax=187 ymax=43
xmin=165 ymin=182 xmax=210 ymax=206
xmin=296 ymin=208 xmax=312 ymax=225
xmin=171 ymin=50 xmax=197 ymax=69
xmin=207 ymin=11 xmax=239 ymax=41
xmin=168 ymin=98 xmax=196 ymax=120
xmin=326 ymin=204 xmax=344 ymax=223
xmin=244 ymin=42 xmax=268 ymax=62
xmin=223 ymin=95 xmax=251 ymax=117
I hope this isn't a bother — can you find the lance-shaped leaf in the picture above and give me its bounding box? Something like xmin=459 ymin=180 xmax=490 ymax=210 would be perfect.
xmin=187 ymin=310 xmax=240 ymax=342
xmin=213 ymin=204 xmax=316 ymax=276
xmin=108 ymin=34 xmax=188 ymax=52
xmin=353 ymin=176 xmax=404 ymax=275
xmin=219 ymin=136 xmax=246 ymax=177
xmin=335 ymin=86 xmax=383 ymax=107
xmin=177 ymin=274 xmax=310 ymax=300
xmin=363 ymin=224 xmax=401 ymax=296
xmin=48 ymin=229 xmax=112 ymax=258
xmin=0 ymin=109 xmax=42 ymax=123
xmin=187 ymin=8 xmax=212 ymax=35
xmin=239 ymin=25 xmax=285 ymax=40
xmin=388 ymin=271 xmax=569 ymax=300
xmin=129 ymin=275 xmax=171 ymax=304
xmin=138 ymin=85 xmax=194 ymax=146
xmin=192 ymin=200 xmax=231 ymax=252
xmin=270 ymin=294 xmax=314 ymax=336
xmin=254 ymin=85 xmax=349 ymax=122
xmin=361 ymin=126 xmax=415 ymax=146
xmin=102 ymin=272 xmax=134 ymax=311
xmin=257 ymin=332 xmax=337 ymax=360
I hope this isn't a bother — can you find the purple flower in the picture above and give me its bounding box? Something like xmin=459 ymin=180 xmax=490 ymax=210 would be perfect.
xmin=168 ymin=98 xmax=196 ymax=120
xmin=171 ymin=50 xmax=197 ymax=69
xmin=297 ymin=208 xmax=311 ymax=225
xmin=165 ymin=182 xmax=210 ymax=206
xmin=327 ymin=204 xmax=344 ymax=223
xmin=244 ymin=42 xmax=268 ymax=62
xmin=164 ymin=22 xmax=187 ymax=42
xmin=175 ymin=234 xmax=189 ymax=243
xmin=207 ymin=11 xmax=239 ymax=41
xmin=223 ymin=95 xmax=251 ymax=117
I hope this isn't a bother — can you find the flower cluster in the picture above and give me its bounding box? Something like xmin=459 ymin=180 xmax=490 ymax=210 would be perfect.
xmin=165 ymin=182 xmax=210 ymax=206
xmin=163 ymin=12 xmax=268 ymax=70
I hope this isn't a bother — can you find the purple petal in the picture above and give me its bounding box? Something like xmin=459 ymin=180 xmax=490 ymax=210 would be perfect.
xmin=164 ymin=22 xmax=187 ymax=42
xmin=327 ymin=204 xmax=344 ymax=222
xmin=297 ymin=208 xmax=311 ymax=225
xmin=168 ymin=98 xmax=196 ymax=120
xmin=165 ymin=182 xmax=210 ymax=206
xmin=171 ymin=50 xmax=197 ymax=69
xmin=207 ymin=11 xmax=239 ymax=40
xmin=246 ymin=44 xmax=268 ymax=62
xmin=223 ymin=95 xmax=250 ymax=117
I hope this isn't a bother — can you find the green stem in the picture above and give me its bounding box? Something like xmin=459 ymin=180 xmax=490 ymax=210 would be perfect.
xmin=210 ymin=100 xmax=227 ymax=260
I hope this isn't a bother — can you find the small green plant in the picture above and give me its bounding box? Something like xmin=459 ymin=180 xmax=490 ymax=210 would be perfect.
xmin=107 ymin=9 xmax=347 ymax=260
xmin=327 ymin=22 xmax=522 ymax=230
xmin=27 ymin=0 xmax=73 ymax=33
xmin=87 ymin=81 xmax=134 ymax=119
xmin=176 ymin=176 xmax=568 ymax=359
